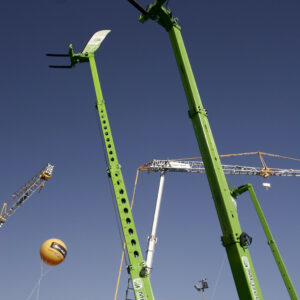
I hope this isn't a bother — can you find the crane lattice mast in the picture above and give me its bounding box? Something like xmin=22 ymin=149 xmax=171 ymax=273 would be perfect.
xmin=0 ymin=163 xmax=54 ymax=227
xmin=140 ymin=159 xmax=300 ymax=177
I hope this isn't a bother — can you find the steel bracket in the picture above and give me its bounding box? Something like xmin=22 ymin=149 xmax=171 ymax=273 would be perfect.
xmin=221 ymin=234 xmax=239 ymax=247
xmin=188 ymin=106 xmax=207 ymax=119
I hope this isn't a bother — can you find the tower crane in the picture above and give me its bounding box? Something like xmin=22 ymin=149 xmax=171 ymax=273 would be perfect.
xmin=0 ymin=163 xmax=54 ymax=228
xmin=136 ymin=152 xmax=300 ymax=299
xmin=140 ymin=151 xmax=300 ymax=272
xmin=140 ymin=152 xmax=300 ymax=177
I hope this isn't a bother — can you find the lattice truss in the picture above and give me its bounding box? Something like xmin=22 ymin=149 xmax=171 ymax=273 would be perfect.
xmin=140 ymin=152 xmax=300 ymax=178
xmin=0 ymin=164 xmax=54 ymax=227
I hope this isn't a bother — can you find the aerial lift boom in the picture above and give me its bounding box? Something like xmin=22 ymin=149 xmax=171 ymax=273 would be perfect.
xmin=0 ymin=163 xmax=54 ymax=228
xmin=128 ymin=1 xmax=264 ymax=298
xmin=231 ymin=184 xmax=298 ymax=299
xmin=47 ymin=31 xmax=154 ymax=300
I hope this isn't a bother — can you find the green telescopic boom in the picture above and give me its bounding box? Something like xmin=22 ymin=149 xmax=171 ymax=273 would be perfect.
xmin=90 ymin=54 xmax=154 ymax=300
xmin=47 ymin=30 xmax=154 ymax=300
xmin=232 ymin=184 xmax=299 ymax=300
xmin=129 ymin=1 xmax=264 ymax=299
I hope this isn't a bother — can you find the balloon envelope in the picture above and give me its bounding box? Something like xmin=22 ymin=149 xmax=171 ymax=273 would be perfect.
xmin=40 ymin=238 xmax=67 ymax=266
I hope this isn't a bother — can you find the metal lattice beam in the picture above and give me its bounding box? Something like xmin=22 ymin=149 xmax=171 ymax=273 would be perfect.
xmin=0 ymin=164 xmax=54 ymax=227
xmin=140 ymin=159 xmax=300 ymax=177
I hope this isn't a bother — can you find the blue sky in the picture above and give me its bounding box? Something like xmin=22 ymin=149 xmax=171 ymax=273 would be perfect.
xmin=0 ymin=0 xmax=299 ymax=299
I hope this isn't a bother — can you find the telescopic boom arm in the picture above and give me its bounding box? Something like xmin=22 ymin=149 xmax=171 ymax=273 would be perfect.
xmin=128 ymin=1 xmax=263 ymax=298
xmin=47 ymin=30 xmax=154 ymax=300
xmin=231 ymin=184 xmax=299 ymax=300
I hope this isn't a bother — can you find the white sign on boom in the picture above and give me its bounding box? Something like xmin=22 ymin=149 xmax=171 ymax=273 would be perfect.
xmin=82 ymin=30 xmax=111 ymax=55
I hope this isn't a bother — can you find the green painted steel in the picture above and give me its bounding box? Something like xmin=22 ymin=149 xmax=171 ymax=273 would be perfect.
xmin=52 ymin=36 xmax=155 ymax=300
xmin=233 ymin=184 xmax=299 ymax=300
xmin=134 ymin=1 xmax=263 ymax=299
xmin=88 ymin=54 xmax=154 ymax=300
